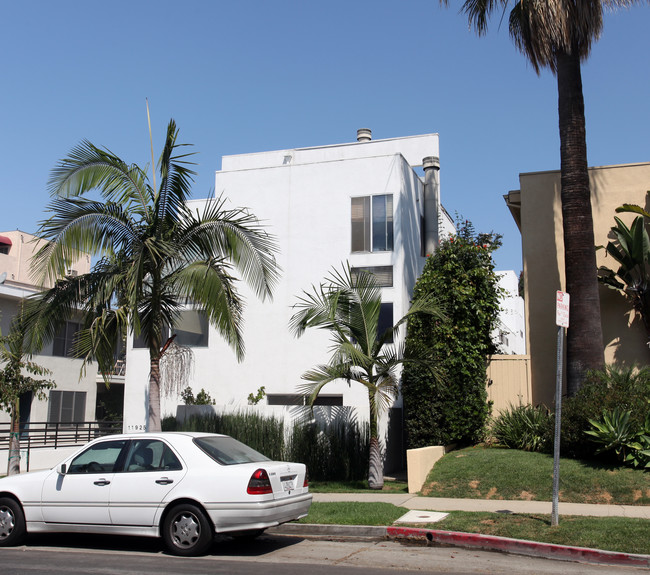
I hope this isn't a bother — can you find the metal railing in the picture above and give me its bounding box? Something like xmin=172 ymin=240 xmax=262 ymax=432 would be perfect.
xmin=0 ymin=420 xmax=123 ymax=453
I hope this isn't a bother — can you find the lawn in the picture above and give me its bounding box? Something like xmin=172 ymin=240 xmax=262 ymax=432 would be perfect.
xmin=300 ymin=502 xmax=650 ymax=555
xmin=421 ymin=446 xmax=650 ymax=505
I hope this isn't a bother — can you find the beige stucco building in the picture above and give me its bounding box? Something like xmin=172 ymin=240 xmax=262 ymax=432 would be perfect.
xmin=505 ymin=162 xmax=650 ymax=407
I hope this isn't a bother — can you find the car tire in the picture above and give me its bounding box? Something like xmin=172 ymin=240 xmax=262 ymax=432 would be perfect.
xmin=0 ymin=497 xmax=26 ymax=547
xmin=162 ymin=503 xmax=213 ymax=556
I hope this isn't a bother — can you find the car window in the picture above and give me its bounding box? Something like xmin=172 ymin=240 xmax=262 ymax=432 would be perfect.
xmin=124 ymin=439 xmax=183 ymax=472
xmin=68 ymin=440 xmax=128 ymax=474
xmin=194 ymin=436 xmax=270 ymax=465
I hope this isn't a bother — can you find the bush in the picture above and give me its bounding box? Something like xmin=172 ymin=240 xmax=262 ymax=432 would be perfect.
xmin=402 ymin=220 xmax=502 ymax=448
xmin=174 ymin=410 xmax=370 ymax=481
xmin=491 ymin=404 xmax=553 ymax=452
xmin=560 ymin=365 xmax=650 ymax=461
xmin=286 ymin=418 xmax=369 ymax=481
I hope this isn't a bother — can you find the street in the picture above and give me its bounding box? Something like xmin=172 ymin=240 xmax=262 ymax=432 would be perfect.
xmin=1 ymin=532 xmax=644 ymax=575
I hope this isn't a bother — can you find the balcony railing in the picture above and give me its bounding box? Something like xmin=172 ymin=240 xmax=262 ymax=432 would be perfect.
xmin=0 ymin=421 xmax=123 ymax=471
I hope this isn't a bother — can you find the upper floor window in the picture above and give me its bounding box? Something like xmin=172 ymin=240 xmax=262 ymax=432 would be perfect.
xmin=53 ymin=321 xmax=81 ymax=357
xmin=351 ymin=194 xmax=393 ymax=253
xmin=133 ymin=310 xmax=209 ymax=348
xmin=351 ymin=266 xmax=393 ymax=287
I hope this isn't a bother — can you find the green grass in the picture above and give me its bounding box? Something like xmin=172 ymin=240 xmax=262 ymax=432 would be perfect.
xmin=422 ymin=446 xmax=650 ymax=505
xmin=310 ymin=479 xmax=408 ymax=493
xmin=300 ymin=503 xmax=650 ymax=555
xmin=299 ymin=501 xmax=408 ymax=525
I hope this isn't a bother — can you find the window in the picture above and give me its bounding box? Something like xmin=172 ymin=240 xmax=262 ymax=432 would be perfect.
xmin=53 ymin=321 xmax=81 ymax=357
xmin=48 ymin=390 xmax=86 ymax=424
xmin=174 ymin=310 xmax=209 ymax=347
xmin=351 ymin=194 xmax=393 ymax=253
xmin=266 ymin=394 xmax=343 ymax=406
xmin=351 ymin=266 xmax=393 ymax=287
xmin=194 ymin=436 xmax=270 ymax=465
xmin=133 ymin=310 xmax=208 ymax=348
xmin=0 ymin=246 xmax=8 ymax=255
xmin=125 ymin=439 xmax=182 ymax=472
xmin=67 ymin=439 xmax=127 ymax=474
xmin=377 ymin=303 xmax=394 ymax=344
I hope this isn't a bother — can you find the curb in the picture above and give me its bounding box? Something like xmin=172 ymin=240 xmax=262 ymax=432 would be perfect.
xmin=270 ymin=524 xmax=650 ymax=568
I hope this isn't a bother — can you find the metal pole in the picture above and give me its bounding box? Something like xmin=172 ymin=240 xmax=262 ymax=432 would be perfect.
xmin=551 ymin=325 xmax=564 ymax=526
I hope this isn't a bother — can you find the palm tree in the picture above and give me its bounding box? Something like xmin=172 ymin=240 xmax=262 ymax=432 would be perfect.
xmin=289 ymin=264 xmax=444 ymax=489
xmin=442 ymin=0 xmax=642 ymax=394
xmin=25 ymin=119 xmax=279 ymax=431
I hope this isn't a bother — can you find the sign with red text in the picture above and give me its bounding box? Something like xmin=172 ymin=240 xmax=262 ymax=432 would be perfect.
xmin=556 ymin=291 xmax=570 ymax=328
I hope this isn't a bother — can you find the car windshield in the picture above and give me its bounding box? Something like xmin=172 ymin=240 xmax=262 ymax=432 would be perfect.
xmin=194 ymin=436 xmax=270 ymax=465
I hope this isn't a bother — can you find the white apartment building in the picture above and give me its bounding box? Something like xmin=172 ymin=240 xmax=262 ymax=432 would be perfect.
xmin=492 ymin=270 xmax=526 ymax=355
xmin=123 ymin=130 xmax=454 ymax=462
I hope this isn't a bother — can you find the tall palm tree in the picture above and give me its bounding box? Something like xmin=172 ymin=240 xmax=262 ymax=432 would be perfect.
xmin=290 ymin=264 xmax=444 ymax=489
xmin=442 ymin=0 xmax=642 ymax=394
xmin=25 ymin=119 xmax=279 ymax=431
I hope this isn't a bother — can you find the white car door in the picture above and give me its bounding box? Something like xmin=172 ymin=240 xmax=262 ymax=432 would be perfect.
xmin=108 ymin=439 xmax=187 ymax=526
xmin=41 ymin=438 xmax=128 ymax=525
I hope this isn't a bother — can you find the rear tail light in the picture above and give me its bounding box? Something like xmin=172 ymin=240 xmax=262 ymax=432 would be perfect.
xmin=247 ymin=468 xmax=272 ymax=495
xmin=303 ymin=467 xmax=309 ymax=488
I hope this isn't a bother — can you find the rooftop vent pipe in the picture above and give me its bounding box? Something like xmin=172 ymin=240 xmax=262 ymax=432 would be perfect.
xmin=423 ymin=156 xmax=440 ymax=256
xmin=357 ymin=128 xmax=372 ymax=142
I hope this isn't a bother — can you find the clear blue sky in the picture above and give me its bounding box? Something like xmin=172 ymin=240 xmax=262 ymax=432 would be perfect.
xmin=2 ymin=1 xmax=648 ymax=273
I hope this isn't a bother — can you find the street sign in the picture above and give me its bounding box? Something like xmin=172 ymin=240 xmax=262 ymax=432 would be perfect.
xmin=556 ymin=291 xmax=570 ymax=328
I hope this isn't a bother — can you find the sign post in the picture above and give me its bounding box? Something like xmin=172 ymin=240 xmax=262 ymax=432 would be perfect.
xmin=552 ymin=291 xmax=569 ymax=526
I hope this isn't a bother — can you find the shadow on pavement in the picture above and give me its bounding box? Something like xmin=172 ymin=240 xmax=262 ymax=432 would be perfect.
xmin=23 ymin=531 xmax=305 ymax=557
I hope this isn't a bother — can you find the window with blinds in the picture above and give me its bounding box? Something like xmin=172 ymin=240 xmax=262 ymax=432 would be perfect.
xmin=351 ymin=194 xmax=393 ymax=253
xmin=48 ymin=390 xmax=86 ymax=424
xmin=351 ymin=266 xmax=393 ymax=287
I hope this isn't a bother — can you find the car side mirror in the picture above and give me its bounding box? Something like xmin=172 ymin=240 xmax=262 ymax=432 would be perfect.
xmin=58 ymin=463 xmax=67 ymax=475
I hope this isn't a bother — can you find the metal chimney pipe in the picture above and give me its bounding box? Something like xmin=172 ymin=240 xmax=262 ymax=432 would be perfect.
xmin=357 ymin=128 xmax=372 ymax=142
xmin=423 ymin=156 xmax=440 ymax=255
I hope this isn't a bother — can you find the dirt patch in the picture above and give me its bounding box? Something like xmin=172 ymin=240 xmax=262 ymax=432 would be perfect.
xmin=584 ymin=490 xmax=614 ymax=504
xmin=469 ymin=480 xmax=480 ymax=490
xmin=633 ymin=490 xmax=643 ymax=502
xmin=455 ymin=454 xmax=467 ymax=458
xmin=480 ymin=519 xmax=496 ymax=525
xmin=486 ymin=487 xmax=498 ymax=499
xmin=518 ymin=491 xmax=535 ymax=501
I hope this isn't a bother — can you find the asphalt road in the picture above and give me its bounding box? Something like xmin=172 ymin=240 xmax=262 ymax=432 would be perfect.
xmin=1 ymin=532 xmax=643 ymax=575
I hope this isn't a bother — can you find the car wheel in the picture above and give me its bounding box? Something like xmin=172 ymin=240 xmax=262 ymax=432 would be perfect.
xmin=162 ymin=503 xmax=213 ymax=556
xmin=0 ymin=497 xmax=26 ymax=547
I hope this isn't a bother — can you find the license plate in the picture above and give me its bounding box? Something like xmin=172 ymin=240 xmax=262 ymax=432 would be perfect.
xmin=282 ymin=480 xmax=295 ymax=491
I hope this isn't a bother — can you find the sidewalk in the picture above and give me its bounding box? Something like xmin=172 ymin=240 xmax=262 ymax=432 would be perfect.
xmin=312 ymin=492 xmax=650 ymax=518
xmin=270 ymin=492 xmax=650 ymax=569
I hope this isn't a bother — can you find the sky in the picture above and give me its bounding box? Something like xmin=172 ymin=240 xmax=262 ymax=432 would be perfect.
xmin=1 ymin=1 xmax=649 ymax=274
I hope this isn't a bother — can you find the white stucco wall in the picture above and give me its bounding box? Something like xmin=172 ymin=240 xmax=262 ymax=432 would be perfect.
xmin=492 ymin=270 xmax=526 ymax=355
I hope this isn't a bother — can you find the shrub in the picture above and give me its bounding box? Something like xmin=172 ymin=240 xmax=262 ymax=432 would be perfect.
xmin=491 ymin=404 xmax=553 ymax=452
xmin=174 ymin=410 xmax=370 ymax=481
xmin=286 ymin=417 xmax=369 ymax=481
xmin=560 ymin=364 xmax=650 ymax=460
xmin=402 ymin=220 xmax=502 ymax=448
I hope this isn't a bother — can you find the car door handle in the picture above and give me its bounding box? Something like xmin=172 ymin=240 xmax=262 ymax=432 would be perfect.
xmin=155 ymin=477 xmax=174 ymax=485
xmin=93 ymin=479 xmax=111 ymax=486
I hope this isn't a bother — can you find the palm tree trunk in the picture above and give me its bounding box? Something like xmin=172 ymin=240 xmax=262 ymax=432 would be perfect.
xmin=148 ymin=353 xmax=162 ymax=432
xmin=367 ymin=392 xmax=383 ymax=490
xmin=556 ymin=49 xmax=604 ymax=396
xmin=7 ymin=400 xmax=21 ymax=476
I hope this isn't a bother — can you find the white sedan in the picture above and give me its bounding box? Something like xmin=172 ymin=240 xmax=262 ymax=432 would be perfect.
xmin=0 ymin=432 xmax=311 ymax=556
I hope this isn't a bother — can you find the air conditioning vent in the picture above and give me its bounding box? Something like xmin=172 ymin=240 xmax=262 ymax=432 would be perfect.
xmin=67 ymin=269 xmax=78 ymax=277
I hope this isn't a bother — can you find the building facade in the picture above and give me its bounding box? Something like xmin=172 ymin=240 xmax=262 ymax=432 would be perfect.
xmin=123 ymin=130 xmax=455 ymax=461
xmin=504 ymin=162 xmax=650 ymax=407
